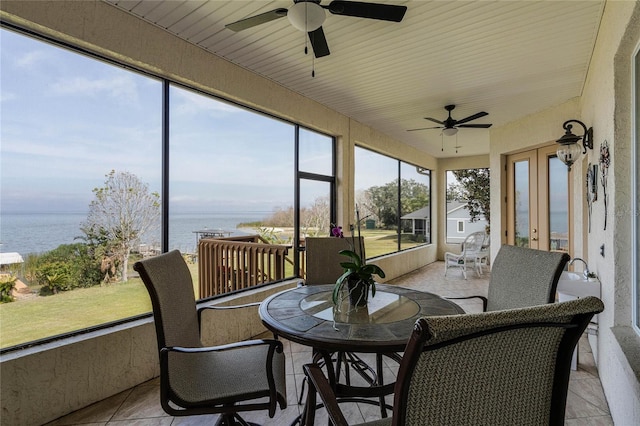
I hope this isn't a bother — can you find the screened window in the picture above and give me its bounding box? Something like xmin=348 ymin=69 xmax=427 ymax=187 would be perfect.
xmin=446 ymin=169 xmax=490 ymax=244
xmin=0 ymin=28 xmax=335 ymax=350
xmin=0 ymin=28 xmax=162 ymax=348
xmin=355 ymin=146 xmax=431 ymax=258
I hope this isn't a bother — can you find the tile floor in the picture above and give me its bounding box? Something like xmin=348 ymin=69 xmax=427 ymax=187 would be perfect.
xmin=47 ymin=261 xmax=612 ymax=425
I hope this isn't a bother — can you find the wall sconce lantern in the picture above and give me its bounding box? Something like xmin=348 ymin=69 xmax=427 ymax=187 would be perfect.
xmin=555 ymin=119 xmax=593 ymax=171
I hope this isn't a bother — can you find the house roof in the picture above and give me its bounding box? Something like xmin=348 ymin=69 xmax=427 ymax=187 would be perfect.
xmin=446 ymin=200 xmax=468 ymax=215
xmin=0 ymin=252 xmax=24 ymax=265
xmin=105 ymin=0 xmax=605 ymax=159
xmin=401 ymin=206 xmax=430 ymax=220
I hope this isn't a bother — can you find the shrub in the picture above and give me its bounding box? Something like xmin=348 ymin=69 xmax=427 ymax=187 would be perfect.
xmin=33 ymin=243 xmax=103 ymax=295
xmin=0 ymin=275 xmax=17 ymax=303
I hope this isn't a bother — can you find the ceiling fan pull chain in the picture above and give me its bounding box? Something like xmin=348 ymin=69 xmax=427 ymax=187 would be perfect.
xmin=441 ymin=133 xmax=444 ymax=152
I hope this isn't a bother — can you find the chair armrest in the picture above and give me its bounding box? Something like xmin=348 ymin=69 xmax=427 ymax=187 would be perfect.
xmin=447 ymin=295 xmax=488 ymax=311
xmin=303 ymin=364 xmax=349 ymax=426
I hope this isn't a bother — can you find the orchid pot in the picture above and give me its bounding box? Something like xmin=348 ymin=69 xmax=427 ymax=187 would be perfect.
xmin=332 ymin=248 xmax=385 ymax=308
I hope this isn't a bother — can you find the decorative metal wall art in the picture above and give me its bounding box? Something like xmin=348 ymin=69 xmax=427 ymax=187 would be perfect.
xmin=586 ymin=163 xmax=598 ymax=232
xmin=599 ymin=140 xmax=610 ymax=230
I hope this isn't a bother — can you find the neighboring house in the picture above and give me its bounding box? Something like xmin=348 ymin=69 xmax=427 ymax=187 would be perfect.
xmin=401 ymin=206 xmax=431 ymax=243
xmin=446 ymin=201 xmax=487 ymax=243
xmin=0 ymin=252 xmax=24 ymax=272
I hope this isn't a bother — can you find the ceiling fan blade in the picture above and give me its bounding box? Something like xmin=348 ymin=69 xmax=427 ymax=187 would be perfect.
xmin=226 ymin=8 xmax=288 ymax=32
xmin=407 ymin=126 xmax=442 ymax=132
xmin=308 ymin=27 xmax=330 ymax=58
xmin=327 ymin=1 xmax=407 ymax=22
xmin=457 ymin=123 xmax=493 ymax=128
xmin=423 ymin=117 xmax=444 ymax=125
xmin=454 ymin=111 xmax=488 ymax=125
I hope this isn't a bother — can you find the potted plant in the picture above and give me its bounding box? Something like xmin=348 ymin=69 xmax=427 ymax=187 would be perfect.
xmin=331 ymin=210 xmax=385 ymax=307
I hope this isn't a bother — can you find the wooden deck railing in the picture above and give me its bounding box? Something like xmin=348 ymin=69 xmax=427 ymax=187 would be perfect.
xmin=198 ymin=235 xmax=290 ymax=298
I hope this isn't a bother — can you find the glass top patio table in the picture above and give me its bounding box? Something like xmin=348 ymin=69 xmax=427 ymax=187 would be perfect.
xmin=259 ymin=283 xmax=464 ymax=353
xmin=260 ymin=284 xmax=464 ymax=425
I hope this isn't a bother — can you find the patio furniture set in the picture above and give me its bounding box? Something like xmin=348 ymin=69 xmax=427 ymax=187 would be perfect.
xmin=134 ymin=244 xmax=603 ymax=426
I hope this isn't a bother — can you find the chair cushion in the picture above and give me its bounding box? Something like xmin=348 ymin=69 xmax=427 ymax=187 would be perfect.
xmin=168 ymin=342 xmax=286 ymax=407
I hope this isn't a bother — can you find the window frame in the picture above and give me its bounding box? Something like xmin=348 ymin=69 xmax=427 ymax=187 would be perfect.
xmin=632 ymin=42 xmax=640 ymax=336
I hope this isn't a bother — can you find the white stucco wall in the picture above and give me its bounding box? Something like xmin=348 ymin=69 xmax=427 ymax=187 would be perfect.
xmin=581 ymin=1 xmax=640 ymax=423
xmin=490 ymin=2 xmax=640 ymax=423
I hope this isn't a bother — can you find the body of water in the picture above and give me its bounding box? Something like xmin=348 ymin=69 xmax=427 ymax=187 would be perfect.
xmin=0 ymin=211 xmax=271 ymax=256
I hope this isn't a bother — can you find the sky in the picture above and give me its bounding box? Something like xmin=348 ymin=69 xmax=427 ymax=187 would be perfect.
xmin=0 ymin=28 xmax=332 ymax=215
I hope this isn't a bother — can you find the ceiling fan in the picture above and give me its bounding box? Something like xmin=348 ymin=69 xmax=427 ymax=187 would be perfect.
xmin=407 ymin=105 xmax=492 ymax=136
xmin=225 ymin=1 xmax=407 ymax=58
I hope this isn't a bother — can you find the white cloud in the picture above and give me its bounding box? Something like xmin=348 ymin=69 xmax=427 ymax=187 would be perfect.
xmin=0 ymin=92 xmax=17 ymax=102
xmin=14 ymin=50 xmax=49 ymax=68
xmin=172 ymin=88 xmax=238 ymax=117
xmin=50 ymin=74 xmax=139 ymax=103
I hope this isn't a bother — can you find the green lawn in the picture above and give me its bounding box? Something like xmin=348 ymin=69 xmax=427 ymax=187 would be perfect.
xmin=0 ymin=279 xmax=152 ymax=348
xmin=0 ymin=263 xmax=200 ymax=349
xmin=361 ymin=230 xmax=424 ymax=257
xmin=0 ymin=233 xmax=422 ymax=349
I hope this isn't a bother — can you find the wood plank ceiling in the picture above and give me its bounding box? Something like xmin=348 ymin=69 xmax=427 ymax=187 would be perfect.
xmin=104 ymin=0 xmax=605 ymax=158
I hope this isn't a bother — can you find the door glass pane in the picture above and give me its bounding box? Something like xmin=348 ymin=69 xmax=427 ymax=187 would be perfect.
xmin=300 ymin=179 xmax=332 ymax=279
xmin=514 ymin=160 xmax=530 ymax=247
xmin=548 ymin=156 xmax=569 ymax=252
xmin=300 ymin=180 xmax=331 ymax=238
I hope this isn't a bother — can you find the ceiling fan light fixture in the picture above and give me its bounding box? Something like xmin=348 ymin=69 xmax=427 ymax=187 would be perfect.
xmin=442 ymin=127 xmax=458 ymax=136
xmin=288 ymin=2 xmax=326 ymax=32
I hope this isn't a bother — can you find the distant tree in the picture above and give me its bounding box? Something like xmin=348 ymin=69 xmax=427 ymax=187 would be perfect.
xmin=450 ymin=168 xmax=490 ymax=231
xmin=401 ymin=178 xmax=430 ymax=215
xmin=363 ymin=179 xmax=430 ymax=229
xmin=446 ymin=181 xmax=465 ymax=202
xmin=81 ymin=170 xmax=160 ymax=282
xmin=263 ymin=206 xmax=294 ymax=227
xmin=302 ymin=195 xmax=330 ymax=237
xmin=365 ymin=181 xmax=398 ymax=228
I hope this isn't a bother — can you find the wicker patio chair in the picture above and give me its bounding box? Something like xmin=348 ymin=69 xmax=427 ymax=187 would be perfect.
xmin=133 ymin=250 xmax=286 ymax=425
xmin=451 ymin=244 xmax=570 ymax=312
xmin=444 ymin=231 xmax=486 ymax=279
xmin=303 ymin=296 xmax=604 ymax=426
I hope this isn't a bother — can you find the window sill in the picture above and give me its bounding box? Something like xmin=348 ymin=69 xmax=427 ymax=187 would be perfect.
xmin=611 ymin=326 xmax=640 ymax=382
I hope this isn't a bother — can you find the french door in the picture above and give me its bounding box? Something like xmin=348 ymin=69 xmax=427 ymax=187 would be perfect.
xmin=506 ymin=145 xmax=571 ymax=253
